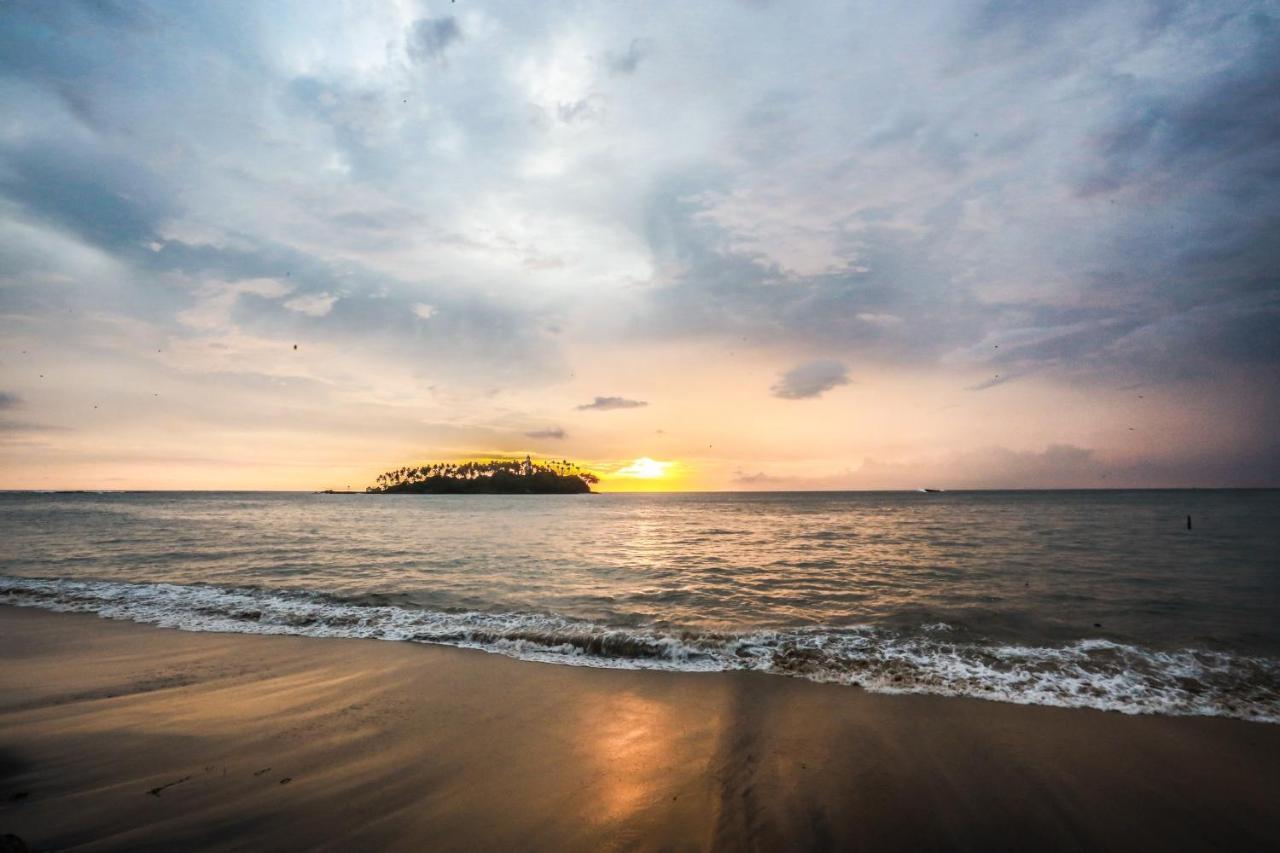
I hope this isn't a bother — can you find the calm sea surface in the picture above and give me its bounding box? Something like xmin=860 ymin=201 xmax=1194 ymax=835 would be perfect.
xmin=3 ymin=490 xmax=1278 ymax=721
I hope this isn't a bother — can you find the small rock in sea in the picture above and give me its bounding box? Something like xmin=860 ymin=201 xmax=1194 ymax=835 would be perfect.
xmin=1093 ymin=623 xmax=1102 ymax=628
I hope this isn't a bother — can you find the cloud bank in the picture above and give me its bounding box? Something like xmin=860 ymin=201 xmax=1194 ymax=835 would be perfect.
xmin=0 ymin=0 xmax=1276 ymax=487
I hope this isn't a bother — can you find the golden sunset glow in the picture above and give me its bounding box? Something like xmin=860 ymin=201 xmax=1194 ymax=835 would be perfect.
xmin=614 ymin=458 xmax=672 ymax=479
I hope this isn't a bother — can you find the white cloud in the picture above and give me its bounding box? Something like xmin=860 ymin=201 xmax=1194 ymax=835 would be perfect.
xmin=177 ymin=278 xmax=295 ymax=330
xmin=283 ymin=292 xmax=337 ymax=317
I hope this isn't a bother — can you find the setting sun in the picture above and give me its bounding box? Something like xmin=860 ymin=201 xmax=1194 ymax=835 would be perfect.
xmin=615 ymin=458 xmax=673 ymax=479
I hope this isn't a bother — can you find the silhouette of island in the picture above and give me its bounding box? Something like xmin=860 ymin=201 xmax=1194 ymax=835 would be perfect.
xmin=367 ymin=456 xmax=598 ymax=494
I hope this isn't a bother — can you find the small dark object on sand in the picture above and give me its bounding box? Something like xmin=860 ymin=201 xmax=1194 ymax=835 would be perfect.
xmin=1094 ymin=623 xmax=1101 ymax=628
xmin=0 ymin=834 xmax=30 ymax=853
xmin=279 ymin=777 xmax=292 ymax=785
xmin=253 ymin=767 xmax=272 ymax=776
xmin=293 ymin=344 xmax=298 ymax=350
xmin=147 ymin=775 xmax=192 ymax=797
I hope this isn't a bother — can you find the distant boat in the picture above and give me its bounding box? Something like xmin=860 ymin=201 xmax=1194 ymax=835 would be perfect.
xmin=917 ymin=488 xmax=944 ymax=493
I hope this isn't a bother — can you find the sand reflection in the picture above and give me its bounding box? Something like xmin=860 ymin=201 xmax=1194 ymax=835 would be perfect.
xmin=574 ymin=689 xmax=683 ymax=826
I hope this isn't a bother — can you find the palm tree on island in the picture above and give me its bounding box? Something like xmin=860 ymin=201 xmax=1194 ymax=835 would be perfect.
xmin=365 ymin=456 xmax=600 ymax=494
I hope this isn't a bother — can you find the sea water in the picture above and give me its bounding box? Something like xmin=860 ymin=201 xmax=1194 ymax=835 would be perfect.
xmin=2 ymin=490 xmax=1277 ymax=721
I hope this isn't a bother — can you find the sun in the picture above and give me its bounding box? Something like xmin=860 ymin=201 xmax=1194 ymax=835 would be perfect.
xmin=615 ymin=457 xmax=672 ymax=479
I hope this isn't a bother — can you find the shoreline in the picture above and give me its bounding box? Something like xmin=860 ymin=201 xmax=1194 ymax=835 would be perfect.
xmin=3 ymin=606 xmax=1279 ymax=850
xmin=4 ymin=574 xmax=1275 ymax=724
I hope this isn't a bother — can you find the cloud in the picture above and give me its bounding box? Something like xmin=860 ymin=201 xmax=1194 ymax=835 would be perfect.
xmin=576 ymin=396 xmax=648 ymax=411
xmin=0 ymin=1 xmax=1276 ymax=487
xmin=557 ymin=97 xmax=603 ymax=124
xmin=0 ymin=391 xmax=71 ymax=438
xmin=732 ymin=469 xmax=790 ymax=485
xmin=966 ymin=373 xmax=1016 ymax=391
xmin=0 ymin=140 xmax=174 ymax=252
xmin=0 ymin=421 xmax=74 ymax=439
xmin=406 ymin=16 xmax=461 ymax=63
xmin=847 ymin=443 xmax=1276 ymax=490
xmin=731 ymin=442 xmax=1280 ymax=490
xmin=283 ymin=292 xmax=337 ymax=317
xmin=604 ymin=39 xmax=649 ymax=75
xmin=524 ymin=427 xmax=566 ymax=440
xmin=770 ymin=360 xmax=850 ymax=399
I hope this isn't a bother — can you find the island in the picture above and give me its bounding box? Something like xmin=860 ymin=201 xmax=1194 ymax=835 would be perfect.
xmin=365 ymin=456 xmax=599 ymax=494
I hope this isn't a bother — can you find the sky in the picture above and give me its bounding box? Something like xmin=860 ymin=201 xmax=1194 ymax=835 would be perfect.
xmin=1 ymin=0 xmax=1278 ymax=491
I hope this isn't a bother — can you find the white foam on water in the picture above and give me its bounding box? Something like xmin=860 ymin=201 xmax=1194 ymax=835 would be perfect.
xmin=2 ymin=575 xmax=1277 ymax=723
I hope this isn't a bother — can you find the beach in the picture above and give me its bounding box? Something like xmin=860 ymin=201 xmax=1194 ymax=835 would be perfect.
xmin=2 ymin=607 xmax=1278 ymax=851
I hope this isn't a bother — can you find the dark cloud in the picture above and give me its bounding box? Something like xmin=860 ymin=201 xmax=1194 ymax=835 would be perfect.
xmin=407 ymin=17 xmax=462 ymax=62
xmin=857 ymin=442 xmax=1280 ymax=490
xmin=0 ymin=421 xmax=71 ymax=434
xmin=966 ymin=373 xmax=1016 ymax=392
xmin=640 ymin=182 xmax=980 ymax=365
xmin=1074 ymin=16 xmax=1280 ymax=202
xmin=966 ymin=0 xmax=1098 ymax=42
xmin=0 ymin=140 xmax=173 ymax=251
xmin=557 ymin=97 xmax=601 ymax=124
xmin=635 ymin=4 xmax=1280 ymax=396
xmin=524 ymin=427 xmax=566 ymax=440
xmin=576 ymin=397 xmax=648 ymax=411
xmin=770 ymin=360 xmax=851 ymax=399
xmin=604 ymin=39 xmax=648 ymax=75
xmin=732 ymin=442 xmax=1280 ymax=490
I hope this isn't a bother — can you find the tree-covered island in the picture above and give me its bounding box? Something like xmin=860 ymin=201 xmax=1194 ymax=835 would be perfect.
xmin=366 ymin=456 xmax=599 ymax=494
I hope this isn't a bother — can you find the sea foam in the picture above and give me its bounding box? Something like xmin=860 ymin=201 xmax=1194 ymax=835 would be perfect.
xmin=2 ymin=575 xmax=1277 ymax=723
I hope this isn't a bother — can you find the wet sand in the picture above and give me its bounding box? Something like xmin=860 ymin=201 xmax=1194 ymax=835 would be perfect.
xmin=1 ymin=606 xmax=1278 ymax=852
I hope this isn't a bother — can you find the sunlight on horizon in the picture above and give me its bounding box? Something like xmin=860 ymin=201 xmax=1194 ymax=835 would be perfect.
xmin=597 ymin=457 xmax=682 ymax=492
xmin=614 ymin=458 xmax=673 ymax=479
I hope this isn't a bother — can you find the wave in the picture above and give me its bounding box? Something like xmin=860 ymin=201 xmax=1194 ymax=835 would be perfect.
xmin=2 ymin=575 xmax=1277 ymax=723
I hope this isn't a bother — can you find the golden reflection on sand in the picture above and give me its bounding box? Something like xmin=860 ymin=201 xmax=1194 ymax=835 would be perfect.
xmin=574 ymin=689 xmax=684 ymax=826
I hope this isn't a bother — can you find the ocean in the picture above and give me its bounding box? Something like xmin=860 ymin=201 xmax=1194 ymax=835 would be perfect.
xmin=2 ymin=490 xmax=1277 ymax=722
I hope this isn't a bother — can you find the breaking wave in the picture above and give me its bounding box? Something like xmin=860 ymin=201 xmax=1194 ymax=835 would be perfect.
xmin=3 ymin=575 xmax=1277 ymax=723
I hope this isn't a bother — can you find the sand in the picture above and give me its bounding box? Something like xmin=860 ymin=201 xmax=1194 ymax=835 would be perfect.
xmin=1 ymin=606 xmax=1278 ymax=852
